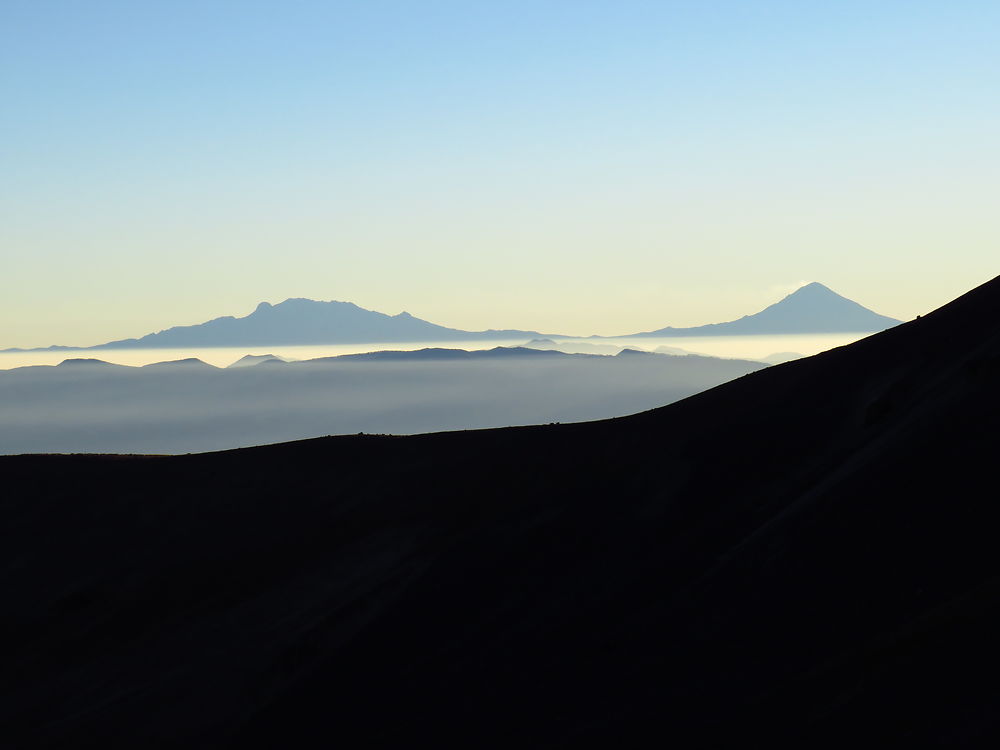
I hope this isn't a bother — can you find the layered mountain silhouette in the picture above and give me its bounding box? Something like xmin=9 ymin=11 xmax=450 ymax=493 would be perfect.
xmin=70 ymin=299 xmax=539 ymax=349
xmin=628 ymin=281 xmax=900 ymax=336
xmin=2 ymin=276 xmax=997 ymax=747
xmin=0 ymin=347 xmax=764 ymax=454
xmin=2 ymin=283 xmax=899 ymax=352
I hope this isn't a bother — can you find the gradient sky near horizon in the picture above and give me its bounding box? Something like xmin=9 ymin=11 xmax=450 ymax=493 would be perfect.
xmin=3 ymin=0 xmax=998 ymax=347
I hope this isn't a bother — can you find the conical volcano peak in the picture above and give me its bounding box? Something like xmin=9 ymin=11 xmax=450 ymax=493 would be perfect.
xmin=782 ymin=282 xmax=846 ymax=301
xmin=637 ymin=282 xmax=901 ymax=337
xmin=739 ymin=282 xmax=900 ymax=333
xmin=775 ymin=282 xmax=853 ymax=307
xmin=790 ymin=281 xmax=832 ymax=294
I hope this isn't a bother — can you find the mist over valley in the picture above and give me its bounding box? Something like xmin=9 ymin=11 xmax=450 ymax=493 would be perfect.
xmin=0 ymin=347 xmax=766 ymax=454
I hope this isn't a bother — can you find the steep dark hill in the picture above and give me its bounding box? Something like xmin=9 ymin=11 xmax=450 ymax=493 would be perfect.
xmin=2 ymin=276 xmax=999 ymax=747
xmin=632 ymin=281 xmax=900 ymax=336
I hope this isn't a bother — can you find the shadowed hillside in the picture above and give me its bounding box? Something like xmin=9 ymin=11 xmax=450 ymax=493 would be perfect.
xmin=1 ymin=276 xmax=999 ymax=748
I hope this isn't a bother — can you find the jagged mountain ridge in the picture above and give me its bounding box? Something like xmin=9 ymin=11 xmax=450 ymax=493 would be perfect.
xmin=96 ymin=298 xmax=541 ymax=349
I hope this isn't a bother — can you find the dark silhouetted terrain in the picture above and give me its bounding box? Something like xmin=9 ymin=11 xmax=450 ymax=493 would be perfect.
xmin=2 ymin=276 xmax=999 ymax=748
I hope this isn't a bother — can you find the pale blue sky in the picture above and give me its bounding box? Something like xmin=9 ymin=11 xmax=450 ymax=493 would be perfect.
xmin=2 ymin=1 xmax=998 ymax=346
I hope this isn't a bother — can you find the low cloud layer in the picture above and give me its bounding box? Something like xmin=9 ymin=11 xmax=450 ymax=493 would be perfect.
xmin=0 ymin=350 xmax=765 ymax=454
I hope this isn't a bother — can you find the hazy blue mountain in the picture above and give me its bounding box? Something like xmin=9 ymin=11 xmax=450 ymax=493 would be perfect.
xmin=321 ymin=346 xmax=571 ymax=362
xmin=83 ymin=299 xmax=541 ymax=349
xmin=654 ymin=344 xmax=699 ymax=355
xmin=226 ymin=354 xmax=290 ymax=368
xmin=1 ymin=283 xmax=900 ymax=353
xmin=142 ymin=358 xmax=215 ymax=370
xmin=56 ymin=358 xmax=120 ymax=368
xmin=523 ymin=338 xmax=631 ymax=355
xmin=629 ymin=282 xmax=900 ymax=337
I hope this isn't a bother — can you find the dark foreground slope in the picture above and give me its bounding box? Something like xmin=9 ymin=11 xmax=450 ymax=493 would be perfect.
xmin=2 ymin=277 xmax=1000 ymax=748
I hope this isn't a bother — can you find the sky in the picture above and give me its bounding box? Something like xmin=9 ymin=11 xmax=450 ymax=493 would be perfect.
xmin=2 ymin=0 xmax=998 ymax=347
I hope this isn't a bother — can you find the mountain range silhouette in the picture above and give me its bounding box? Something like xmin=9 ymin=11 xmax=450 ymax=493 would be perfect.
xmin=2 ymin=276 xmax=993 ymax=747
xmin=3 ymin=282 xmax=899 ymax=351
xmin=0 ymin=347 xmax=766 ymax=454
xmin=96 ymin=298 xmax=541 ymax=348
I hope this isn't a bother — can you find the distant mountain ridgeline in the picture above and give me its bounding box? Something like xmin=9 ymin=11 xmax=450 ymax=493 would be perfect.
xmin=0 ymin=347 xmax=766 ymax=454
xmin=92 ymin=299 xmax=541 ymax=349
xmin=2 ymin=283 xmax=899 ymax=352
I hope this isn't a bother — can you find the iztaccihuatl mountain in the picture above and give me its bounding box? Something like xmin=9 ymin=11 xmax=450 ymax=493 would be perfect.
xmin=94 ymin=298 xmax=541 ymax=349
